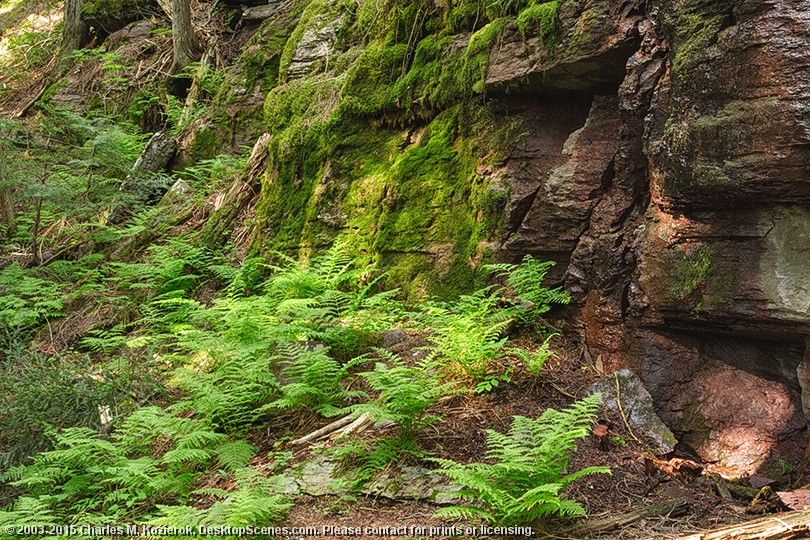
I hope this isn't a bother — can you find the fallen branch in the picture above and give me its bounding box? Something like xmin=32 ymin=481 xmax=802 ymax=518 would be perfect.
xmin=289 ymin=414 xmax=357 ymax=447
xmin=678 ymin=509 xmax=810 ymax=539
xmin=287 ymin=413 xmax=380 ymax=447
xmin=332 ymin=412 xmax=376 ymax=440
xmin=572 ymin=498 xmax=690 ymax=535
xmin=14 ymin=55 xmax=57 ymax=118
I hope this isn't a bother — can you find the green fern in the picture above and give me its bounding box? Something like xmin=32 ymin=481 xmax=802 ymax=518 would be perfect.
xmin=509 ymin=333 xmax=555 ymax=377
xmin=353 ymin=349 xmax=455 ymax=437
xmin=433 ymin=394 xmax=609 ymax=525
xmin=271 ymin=342 xmax=367 ymax=417
xmin=485 ymin=254 xmax=571 ymax=324
xmin=335 ymin=434 xmax=421 ymax=491
xmin=169 ymin=353 xmax=280 ymax=432
xmin=147 ymin=468 xmax=293 ymax=531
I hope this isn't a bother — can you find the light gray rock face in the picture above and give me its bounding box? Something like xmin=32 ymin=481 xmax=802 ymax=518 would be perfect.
xmin=288 ymin=14 xmax=344 ymax=79
xmin=282 ymin=453 xmax=461 ymax=502
xmin=761 ymin=207 xmax=810 ymax=320
xmin=589 ymin=369 xmax=677 ymax=454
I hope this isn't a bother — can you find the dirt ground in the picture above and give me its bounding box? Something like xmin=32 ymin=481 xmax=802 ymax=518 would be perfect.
xmin=250 ymin=331 xmax=802 ymax=540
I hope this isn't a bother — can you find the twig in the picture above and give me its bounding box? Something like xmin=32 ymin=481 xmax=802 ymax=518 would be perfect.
xmin=549 ymin=381 xmax=577 ymax=399
xmin=615 ymin=372 xmax=643 ymax=444
xmin=573 ymin=498 xmax=690 ymax=535
xmin=289 ymin=414 xmax=356 ymax=446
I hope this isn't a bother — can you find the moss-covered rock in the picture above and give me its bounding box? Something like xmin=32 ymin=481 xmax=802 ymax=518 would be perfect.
xmin=82 ymin=0 xmax=158 ymax=40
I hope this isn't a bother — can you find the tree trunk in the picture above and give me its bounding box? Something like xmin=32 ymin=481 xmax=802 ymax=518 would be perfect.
xmin=60 ymin=0 xmax=89 ymax=59
xmin=169 ymin=0 xmax=201 ymax=76
xmin=0 ymin=142 xmax=17 ymax=239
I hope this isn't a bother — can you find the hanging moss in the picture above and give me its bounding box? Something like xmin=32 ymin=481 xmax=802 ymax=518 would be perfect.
xmin=661 ymin=0 xmax=734 ymax=84
xmin=516 ymin=1 xmax=561 ymax=49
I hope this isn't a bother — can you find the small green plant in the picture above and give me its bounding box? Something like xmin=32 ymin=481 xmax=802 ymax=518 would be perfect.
xmin=509 ymin=334 xmax=555 ymax=377
xmin=432 ymin=395 xmax=609 ymax=525
xmin=474 ymin=366 xmax=513 ymax=394
xmin=780 ymin=459 xmax=795 ymax=476
xmin=353 ymin=349 xmax=455 ymax=438
xmin=420 ymin=286 xmax=512 ymax=386
xmin=486 ymin=254 xmax=571 ymax=325
xmin=0 ymin=264 xmax=65 ymax=332
xmin=611 ymin=436 xmax=627 ymax=447
xmin=0 ymin=350 xmax=122 ymax=468
xmin=271 ymin=342 xmax=367 ymax=418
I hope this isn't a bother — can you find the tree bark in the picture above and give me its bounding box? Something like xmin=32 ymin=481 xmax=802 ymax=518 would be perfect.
xmin=0 ymin=142 xmax=17 ymax=239
xmin=107 ymin=131 xmax=177 ymax=225
xmin=169 ymin=0 xmax=201 ymax=76
xmin=60 ymin=0 xmax=89 ymax=59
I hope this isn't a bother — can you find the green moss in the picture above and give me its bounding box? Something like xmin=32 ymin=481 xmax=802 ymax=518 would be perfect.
xmin=243 ymin=0 xmax=535 ymax=296
xmin=516 ymin=1 xmax=560 ymax=49
xmin=662 ymin=0 xmax=733 ymax=83
xmin=240 ymin=43 xmax=283 ymax=93
xmin=340 ymin=42 xmax=408 ymax=116
xmin=40 ymin=81 xmax=65 ymax=104
xmin=189 ymin=128 xmax=217 ymax=162
xmin=667 ymin=244 xmax=732 ymax=310
xmin=253 ymin=93 xmax=515 ymax=296
xmin=670 ymin=245 xmax=714 ymax=301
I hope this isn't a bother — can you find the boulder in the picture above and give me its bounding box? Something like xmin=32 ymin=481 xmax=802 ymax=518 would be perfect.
xmin=589 ymin=369 xmax=677 ymax=454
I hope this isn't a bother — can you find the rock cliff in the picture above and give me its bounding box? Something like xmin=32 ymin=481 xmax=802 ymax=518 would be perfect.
xmin=123 ymin=0 xmax=810 ymax=474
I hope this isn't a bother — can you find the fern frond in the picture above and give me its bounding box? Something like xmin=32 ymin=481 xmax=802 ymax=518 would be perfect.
xmin=433 ymin=396 xmax=606 ymax=526
xmin=161 ymin=448 xmax=212 ymax=465
xmin=213 ymin=441 xmax=257 ymax=472
xmin=433 ymin=504 xmax=494 ymax=523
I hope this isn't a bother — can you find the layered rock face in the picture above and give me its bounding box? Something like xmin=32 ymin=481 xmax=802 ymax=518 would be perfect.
xmin=217 ymin=0 xmax=808 ymax=474
xmin=554 ymin=0 xmax=810 ymax=474
xmin=496 ymin=0 xmax=810 ymax=474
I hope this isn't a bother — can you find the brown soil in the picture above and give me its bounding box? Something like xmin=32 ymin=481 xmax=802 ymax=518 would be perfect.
xmin=251 ymin=331 xmax=789 ymax=540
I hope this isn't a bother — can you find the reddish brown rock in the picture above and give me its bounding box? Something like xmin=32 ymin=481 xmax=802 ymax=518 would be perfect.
xmin=482 ymin=0 xmax=810 ymax=474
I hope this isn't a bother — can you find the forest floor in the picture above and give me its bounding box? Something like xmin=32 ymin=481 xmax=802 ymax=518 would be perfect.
xmin=253 ymin=332 xmax=781 ymax=540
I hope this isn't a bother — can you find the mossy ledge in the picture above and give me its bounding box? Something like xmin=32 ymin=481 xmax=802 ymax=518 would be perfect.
xmin=243 ymin=0 xmax=562 ymax=298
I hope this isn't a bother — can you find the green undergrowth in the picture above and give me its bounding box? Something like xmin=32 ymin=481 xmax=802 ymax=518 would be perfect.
xmin=244 ymin=0 xmax=563 ymax=299
xmin=433 ymin=394 xmax=608 ymax=525
xmin=0 ymin=0 xmax=597 ymax=532
xmin=0 ymin=238 xmax=592 ymax=532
